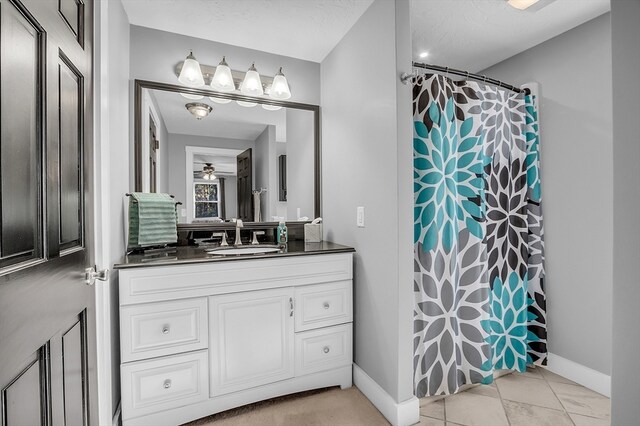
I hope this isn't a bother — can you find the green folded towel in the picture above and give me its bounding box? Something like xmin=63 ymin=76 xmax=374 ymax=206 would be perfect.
xmin=128 ymin=192 xmax=178 ymax=247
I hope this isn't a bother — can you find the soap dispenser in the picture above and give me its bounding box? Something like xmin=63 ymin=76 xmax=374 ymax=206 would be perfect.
xmin=277 ymin=221 xmax=288 ymax=244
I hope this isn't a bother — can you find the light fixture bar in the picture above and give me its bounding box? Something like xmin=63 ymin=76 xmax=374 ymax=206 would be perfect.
xmin=175 ymin=63 xmax=276 ymax=90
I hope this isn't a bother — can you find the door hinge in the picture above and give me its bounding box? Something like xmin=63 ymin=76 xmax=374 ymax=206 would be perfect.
xmin=289 ymin=297 xmax=294 ymax=317
xmin=84 ymin=266 xmax=109 ymax=286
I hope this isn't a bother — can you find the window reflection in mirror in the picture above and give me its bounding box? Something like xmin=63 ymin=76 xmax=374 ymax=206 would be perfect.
xmin=137 ymin=86 xmax=317 ymax=224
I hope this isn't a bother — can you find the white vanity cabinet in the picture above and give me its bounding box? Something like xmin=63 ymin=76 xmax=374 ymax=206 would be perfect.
xmin=118 ymin=252 xmax=353 ymax=426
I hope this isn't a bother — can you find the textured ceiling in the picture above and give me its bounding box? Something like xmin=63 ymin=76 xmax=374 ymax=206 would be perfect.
xmin=411 ymin=0 xmax=610 ymax=72
xmin=121 ymin=0 xmax=374 ymax=63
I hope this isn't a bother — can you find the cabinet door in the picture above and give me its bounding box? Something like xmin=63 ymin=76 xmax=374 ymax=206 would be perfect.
xmin=209 ymin=288 xmax=294 ymax=396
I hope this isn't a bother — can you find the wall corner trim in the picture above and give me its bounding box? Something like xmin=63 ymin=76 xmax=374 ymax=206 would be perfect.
xmin=547 ymin=352 xmax=611 ymax=397
xmin=353 ymin=364 xmax=419 ymax=426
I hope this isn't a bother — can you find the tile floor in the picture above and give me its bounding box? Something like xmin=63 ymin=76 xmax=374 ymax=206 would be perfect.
xmin=419 ymin=367 xmax=611 ymax=426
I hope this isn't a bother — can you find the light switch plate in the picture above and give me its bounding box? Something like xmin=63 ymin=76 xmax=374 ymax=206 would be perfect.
xmin=357 ymin=206 xmax=365 ymax=228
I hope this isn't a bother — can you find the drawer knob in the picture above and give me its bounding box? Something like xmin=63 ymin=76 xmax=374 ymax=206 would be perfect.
xmin=163 ymin=379 xmax=172 ymax=389
xmin=323 ymin=302 xmax=330 ymax=310
xmin=323 ymin=346 xmax=330 ymax=354
xmin=162 ymin=326 xmax=170 ymax=334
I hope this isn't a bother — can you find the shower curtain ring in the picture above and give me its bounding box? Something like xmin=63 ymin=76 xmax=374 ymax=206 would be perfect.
xmin=483 ymin=75 xmax=487 ymax=83
xmin=465 ymin=71 xmax=469 ymax=79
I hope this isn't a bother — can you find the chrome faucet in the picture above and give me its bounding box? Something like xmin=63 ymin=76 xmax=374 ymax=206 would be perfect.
xmin=251 ymin=231 xmax=265 ymax=245
xmin=234 ymin=219 xmax=244 ymax=245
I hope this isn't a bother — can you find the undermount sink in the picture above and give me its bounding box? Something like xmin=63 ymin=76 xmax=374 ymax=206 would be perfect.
xmin=205 ymin=245 xmax=281 ymax=256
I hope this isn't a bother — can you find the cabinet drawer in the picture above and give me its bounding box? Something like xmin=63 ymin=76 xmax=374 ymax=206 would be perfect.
xmin=295 ymin=324 xmax=352 ymax=376
xmin=121 ymin=298 xmax=207 ymax=362
xmin=121 ymin=350 xmax=208 ymax=421
xmin=294 ymin=281 xmax=352 ymax=331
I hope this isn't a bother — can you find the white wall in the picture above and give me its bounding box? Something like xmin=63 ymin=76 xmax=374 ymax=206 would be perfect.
xmin=610 ymin=0 xmax=640 ymax=423
xmin=321 ymin=0 xmax=415 ymax=411
xmin=94 ymin=0 xmax=130 ymax=421
xmin=166 ymin=134 xmax=254 ymax=208
xmin=254 ymin=125 xmax=277 ymax=220
xmin=481 ymin=13 xmax=613 ymax=376
xmin=285 ymin=109 xmax=315 ymax=220
xmin=129 ymin=25 xmax=320 ymax=105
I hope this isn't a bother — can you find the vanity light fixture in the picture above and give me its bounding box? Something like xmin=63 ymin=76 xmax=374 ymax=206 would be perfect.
xmin=178 ymin=50 xmax=205 ymax=87
xmin=209 ymin=96 xmax=232 ymax=104
xmin=507 ymin=0 xmax=540 ymax=10
xmin=210 ymin=56 xmax=236 ymax=92
xmin=240 ymin=63 xmax=264 ymax=96
xmin=269 ymin=67 xmax=291 ymax=100
xmin=181 ymin=92 xmax=204 ymax=100
xmin=185 ymin=102 xmax=213 ymax=120
xmin=262 ymin=104 xmax=282 ymax=111
xmin=236 ymin=100 xmax=258 ymax=108
xmin=202 ymin=163 xmax=216 ymax=180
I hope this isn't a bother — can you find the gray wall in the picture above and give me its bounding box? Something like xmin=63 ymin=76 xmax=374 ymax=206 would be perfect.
xmin=321 ymin=0 xmax=414 ymax=403
xmin=481 ymin=13 xmax=613 ymax=376
xmin=611 ymin=0 xmax=640 ymax=423
xmin=254 ymin=125 xmax=276 ymax=220
xmin=129 ymin=25 xmax=321 ymax=105
xmin=285 ymin=109 xmax=315 ymax=220
xmin=166 ymin=133 xmax=254 ymax=210
xmin=106 ymin=0 xmax=130 ymax=415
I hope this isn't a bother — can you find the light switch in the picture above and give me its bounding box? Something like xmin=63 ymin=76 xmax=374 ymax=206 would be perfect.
xmin=357 ymin=206 xmax=365 ymax=228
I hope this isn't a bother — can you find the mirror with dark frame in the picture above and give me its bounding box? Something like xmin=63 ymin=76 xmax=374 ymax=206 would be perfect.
xmin=134 ymin=80 xmax=320 ymax=229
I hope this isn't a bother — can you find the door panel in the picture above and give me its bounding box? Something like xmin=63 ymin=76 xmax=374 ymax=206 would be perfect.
xmin=1 ymin=351 xmax=45 ymax=426
xmin=58 ymin=52 xmax=83 ymax=250
xmin=0 ymin=0 xmax=95 ymax=424
xmin=62 ymin=317 xmax=87 ymax=425
xmin=236 ymin=148 xmax=253 ymax=222
xmin=0 ymin=0 xmax=44 ymax=267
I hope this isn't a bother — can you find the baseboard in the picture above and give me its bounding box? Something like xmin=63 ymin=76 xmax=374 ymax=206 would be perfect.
xmin=546 ymin=352 xmax=611 ymax=397
xmin=112 ymin=401 xmax=121 ymax=426
xmin=353 ymin=364 xmax=419 ymax=426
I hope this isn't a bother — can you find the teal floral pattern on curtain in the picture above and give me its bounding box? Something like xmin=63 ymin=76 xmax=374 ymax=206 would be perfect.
xmin=413 ymin=74 xmax=546 ymax=397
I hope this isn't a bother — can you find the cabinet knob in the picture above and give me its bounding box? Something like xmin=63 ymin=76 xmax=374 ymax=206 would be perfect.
xmin=323 ymin=346 xmax=330 ymax=354
xmin=323 ymin=302 xmax=330 ymax=310
xmin=162 ymin=326 xmax=170 ymax=334
xmin=163 ymin=379 xmax=172 ymax=389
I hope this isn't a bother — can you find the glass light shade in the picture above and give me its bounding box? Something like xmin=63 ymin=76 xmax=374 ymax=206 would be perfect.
xmin=262 ymin=103 xmax=282 ymax=111
xmin=185 ymin=102 xmax=212 ymax=120
xmin=178 ymin=51 xmax=205 ymax=87
xmin=181 ymin=92 xmax=204 ymax=100
xmin=210 ymin=56 xmax=235 ymax=92
xmin=240 ymin=63 xmax=263 ymax=96
xmin=507 ymin=0 xmax=540 ymax=9
xmin=236 ymin=100 xmax=257 ymax=108
xmin=209 ymin=96 xmax=232 ymax=104
xmin=269 ymin=67 xmax=291 ymax=100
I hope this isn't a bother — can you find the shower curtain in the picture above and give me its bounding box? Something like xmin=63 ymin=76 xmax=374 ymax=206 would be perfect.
xmin=413 ymin=73 xmax=547 ymax=397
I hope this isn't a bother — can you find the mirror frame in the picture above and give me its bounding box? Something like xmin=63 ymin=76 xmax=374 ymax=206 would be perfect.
xmin=133 ymin=79 xmax=321 ymax=220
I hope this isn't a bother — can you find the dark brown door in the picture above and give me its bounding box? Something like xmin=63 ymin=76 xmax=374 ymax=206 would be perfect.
xmin=149 ymin=114 xmax=158 ymax=192
xmin=0 ymin=0 xmax=96 ymax=424
xmin=237 ymin=148 xmax=253 ymax=222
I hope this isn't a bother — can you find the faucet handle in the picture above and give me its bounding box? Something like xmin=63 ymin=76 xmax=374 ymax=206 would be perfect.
xmin=251 ymin=231 xmax=265 ymax=245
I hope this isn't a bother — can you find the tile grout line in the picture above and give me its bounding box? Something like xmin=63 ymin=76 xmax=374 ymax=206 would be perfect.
xmin=540 ymin=367 xmax=576 ymax=426
xmin=493 ymin=375 xmax=512 ymax=426
xmin=538 ymin=367 xmax=577 ymax=426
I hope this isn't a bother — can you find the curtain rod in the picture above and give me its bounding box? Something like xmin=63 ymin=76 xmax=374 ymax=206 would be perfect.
xmin=402 ymin=61 xmax=529 ymax=95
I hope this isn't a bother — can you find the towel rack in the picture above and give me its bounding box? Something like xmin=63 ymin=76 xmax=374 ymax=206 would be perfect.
xmin=126 ymin=193 xmax=183 ymax=206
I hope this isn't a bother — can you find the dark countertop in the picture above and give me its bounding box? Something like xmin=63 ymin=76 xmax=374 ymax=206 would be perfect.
xmin=114 ymin=241 xmax=355 ymax=269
